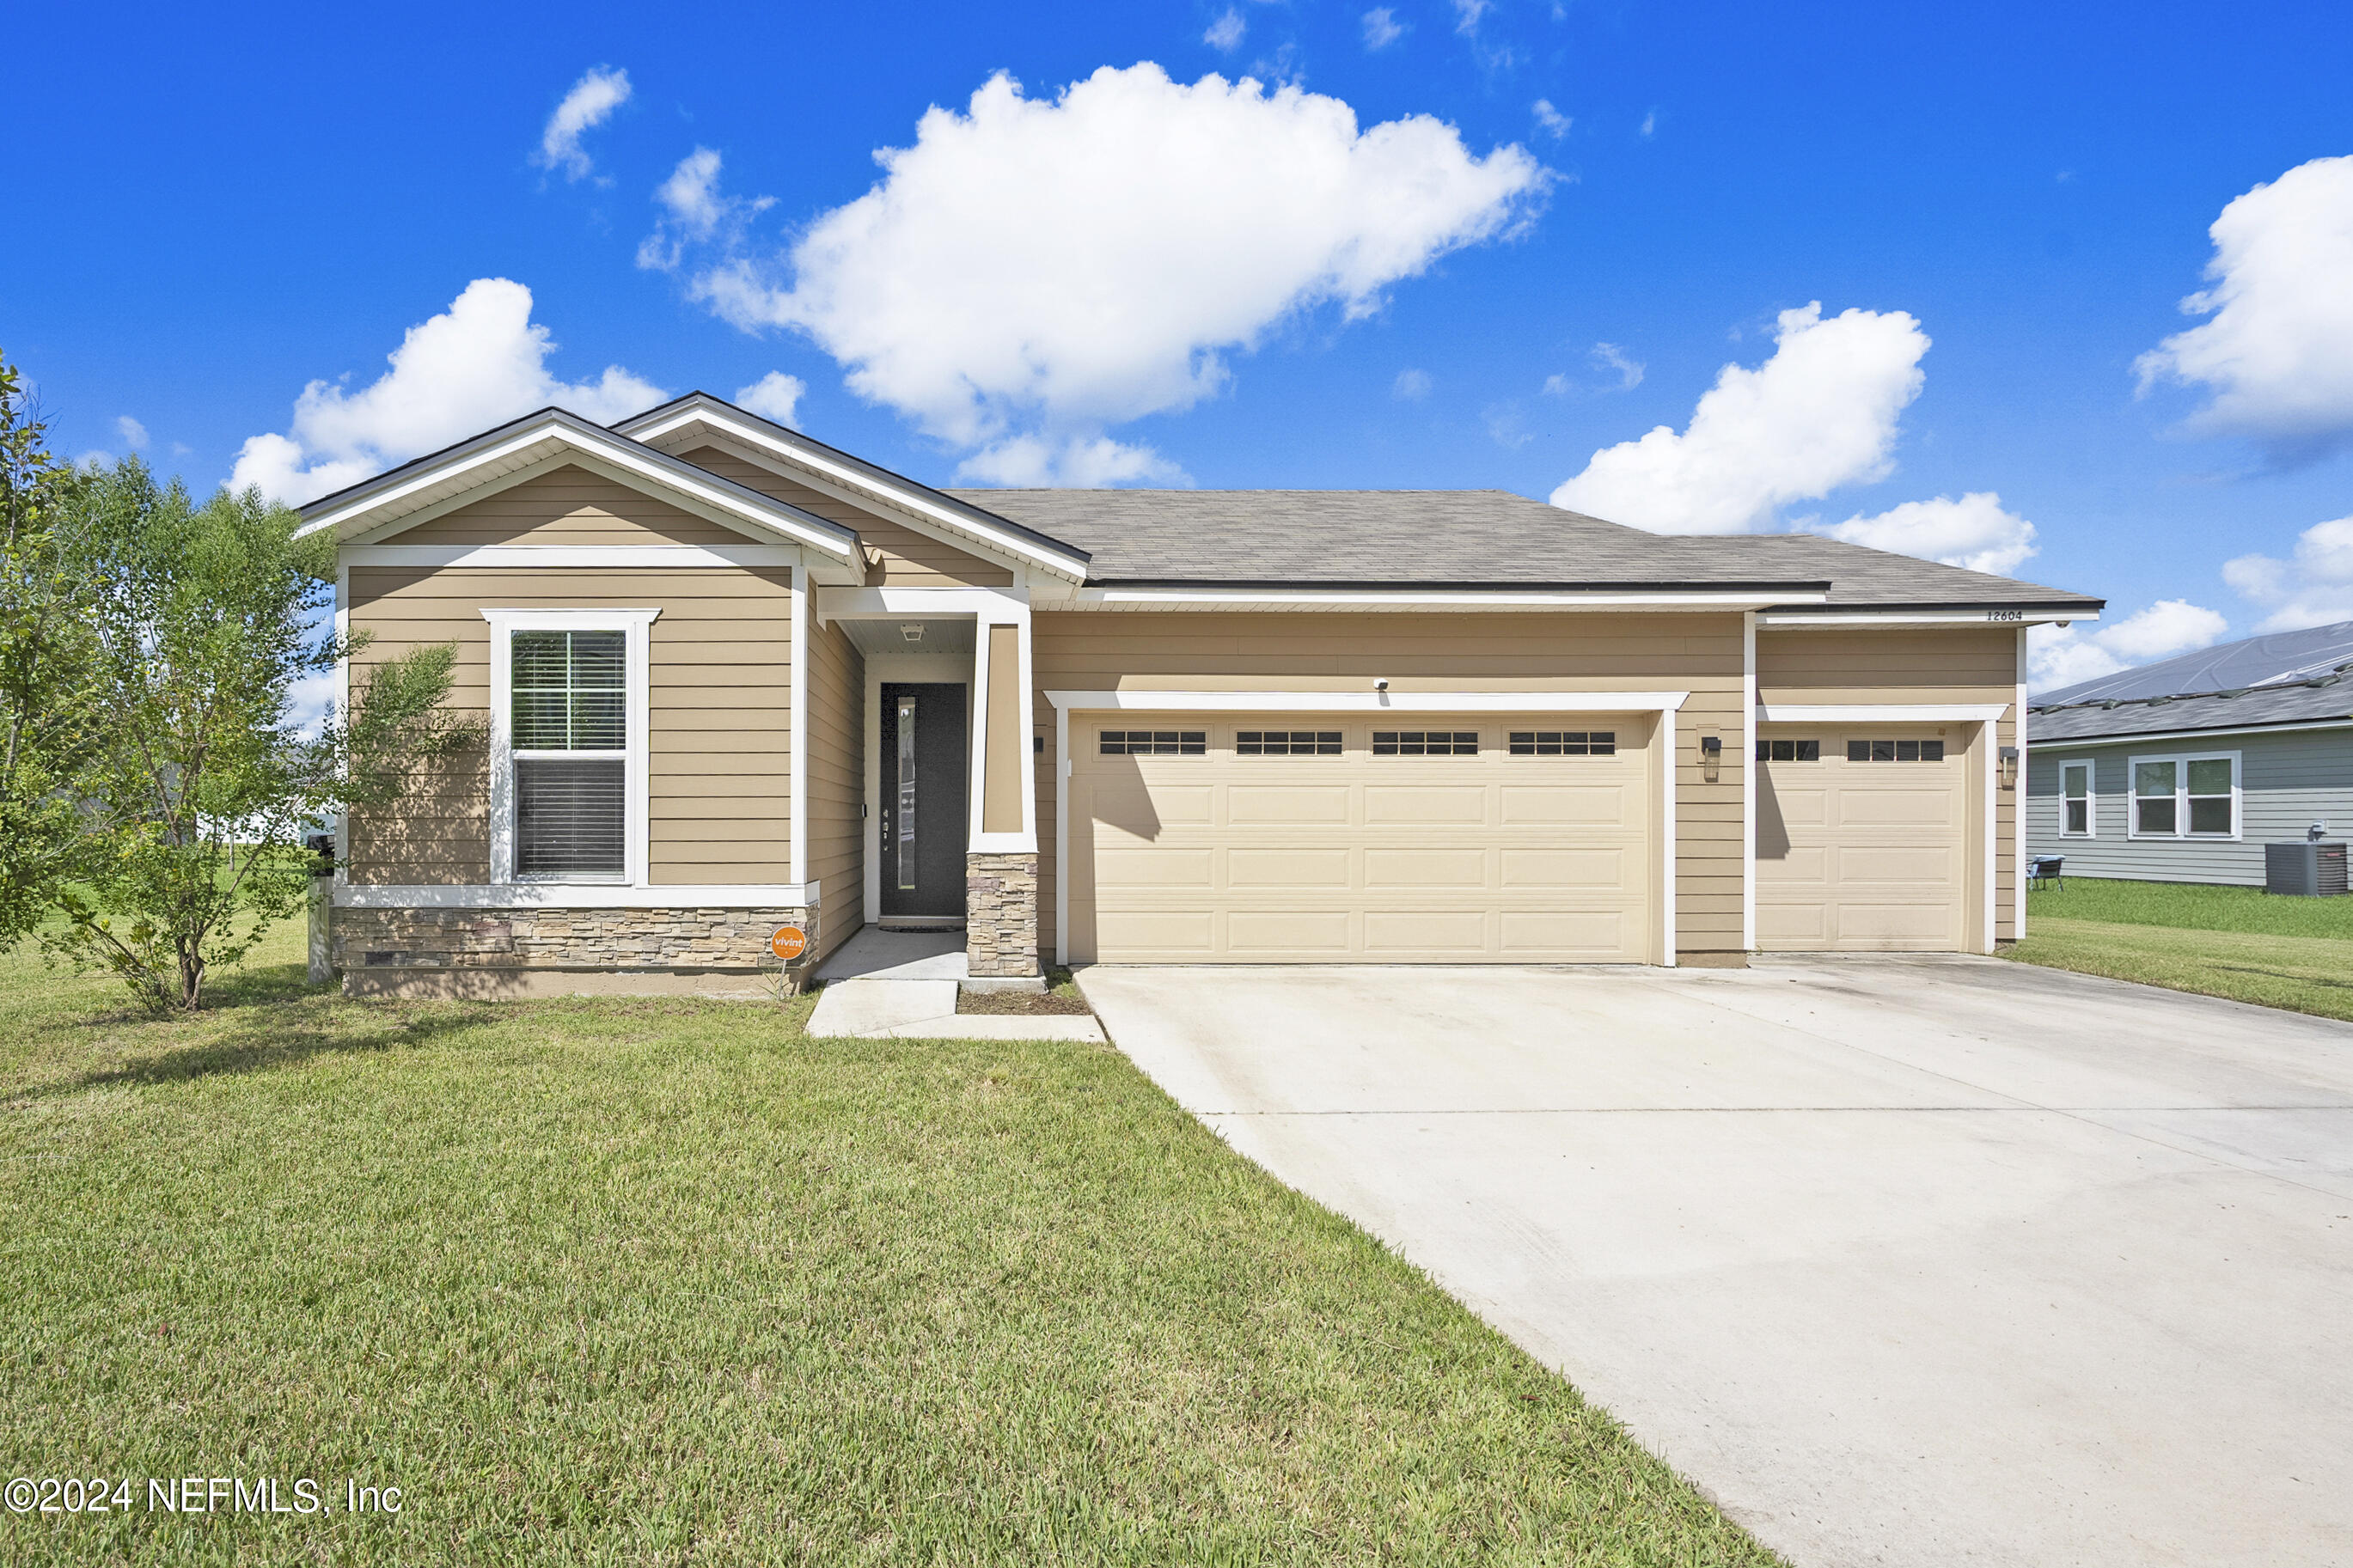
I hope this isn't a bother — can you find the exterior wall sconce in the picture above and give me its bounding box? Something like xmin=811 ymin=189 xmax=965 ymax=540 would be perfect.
xmin=1999 ymin=746 xmax=2020 ymax=789
xmin=1699 ymin=733 xmax=1722 ymax=784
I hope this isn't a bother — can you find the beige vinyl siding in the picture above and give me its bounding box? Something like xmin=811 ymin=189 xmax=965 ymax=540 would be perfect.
xmin=806 ymin=615 xmax=866 ymax=955
xmin=1031 ymin=611 xmax=1746 ymax=960
xmin=384 ymin=464 xmax=744 ymax=546
xmin=1758 ymin=626 xmax=2020 ymax=942
xmin=672 ymin=443 xmax=1014 ymax=588
xmin=345 ymin=566 xmax=792 ymax=886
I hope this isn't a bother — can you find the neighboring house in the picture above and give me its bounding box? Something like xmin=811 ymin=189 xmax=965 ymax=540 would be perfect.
xmin=299 ymin=394 xmax=2102 ymax=995
xmin=2027 ymin=622 xmax=2353 ymax=885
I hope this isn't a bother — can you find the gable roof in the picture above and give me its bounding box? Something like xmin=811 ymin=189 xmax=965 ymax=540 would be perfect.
xmin=2030 ymin=619 xmax=2353 ymax=743
xmin=948 ymin=488 xmax=2104 ymax=609
xmin=614 ymin=394 xmax=1091 ymax=584
xmin=292 ymin=406 xmax=865 ymax=580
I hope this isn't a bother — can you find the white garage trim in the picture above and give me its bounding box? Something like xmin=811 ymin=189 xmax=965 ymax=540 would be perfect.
xmin=1048 ymin=690 xmax=1692 ymax=713
xmin=1043 ymin=688 xmax=1688 ymax=967
xmin=1758 ymin=703 xmax=2008 ymax=723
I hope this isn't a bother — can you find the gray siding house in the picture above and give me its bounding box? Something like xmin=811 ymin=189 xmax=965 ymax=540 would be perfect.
xmin=2027 ymin=622 xmax=2353 ymax=885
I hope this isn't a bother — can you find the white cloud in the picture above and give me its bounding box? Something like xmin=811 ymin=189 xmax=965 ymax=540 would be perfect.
xmin=2222 ymin=515 xmax=2353 ymax=631
xmin=535 ymin=66 xmax=633 ymax=182
xmin=116 ymin=415 xmax=149 ymax=449
xmin=1361 ymin=7 xmax=1405 ymax=48
xmin=229 ymin=278 xmax=665 ymax=505
xmin=2133 ymin=156 xmax=2353 ymax=463
xmin=1532 ymin=100 xmax=1571 ymax=138
xmin=1392 ymin=367 xmax=1433 ymax=400
xmin=1639 ymin=108 xmax=1658 ymax=138
xmin=956 ymin=435 xmax=1183 ymax=488
xmin=1541 ymin=372 xmax=1570 ymax=396
xmin=1550 ymin=302 xmax=1928 ymax=532
xmin=735 ymin=371 xmax=806 ymax=427
xmin=1813 ymin=491 xmax=2038 ymax=577
xmin=1205 ymin=9 xmax=1245 ymax=50
xmin=1453 ymin=0 xmax=1491 ymax=35
xmin=1590 ymin=341 xmax=1643 ymax=389
xmin=678 ymin=64 xmax=1545 ymax=483
xmin=1483 ymin=403 xmax=1531 ymax=448
xmin=637 ymin=147 xmax=773 ymax=272
xmin=2029 ymin=600 xmax=2230 ymax=692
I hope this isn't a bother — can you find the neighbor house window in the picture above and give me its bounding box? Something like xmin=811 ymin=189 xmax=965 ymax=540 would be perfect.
xmin=512 ymin=630 xmax=627 ymax=877
xmin=1509 ymin=731 xmax=1616 ymax=756
xmin=1846 ymin=739 xmax=1946 ymax=762
xmin=1756 ymin=739 xmax=1821 ymax=762
xmin=1373 ymin=731 xmax=1477 ymax=755
xmin=1099 ymin=730 xmax=1205 ymax=755
xmin=2061 ymin=760 xmax=2094 ymax=837
xmin=2131 ymin=752 xmax=2238 ymax=839
xmin=1237 ymin=730 xmax=1342 ymax=755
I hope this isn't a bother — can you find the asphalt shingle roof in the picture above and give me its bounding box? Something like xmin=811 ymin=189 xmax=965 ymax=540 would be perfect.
xmin=945 ymin=488 xmax=2102 ymax=609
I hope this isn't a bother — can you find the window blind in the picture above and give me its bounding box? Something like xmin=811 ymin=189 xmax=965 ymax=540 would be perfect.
xmin=512 ymin=630 xmax=626 ymax=877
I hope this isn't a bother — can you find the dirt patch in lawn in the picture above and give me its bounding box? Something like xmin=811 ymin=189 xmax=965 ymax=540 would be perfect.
xmin=957 ymin=988 xmax=1095 ymax=1016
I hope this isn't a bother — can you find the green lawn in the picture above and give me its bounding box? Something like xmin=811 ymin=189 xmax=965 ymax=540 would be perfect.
xmin=0 ymin=927 xmax=1773 ymax=1566
xmin=2008 ymin=877 xmax=2353 ymax=1022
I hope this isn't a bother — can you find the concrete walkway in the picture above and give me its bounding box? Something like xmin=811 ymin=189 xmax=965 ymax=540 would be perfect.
xmin=1078 ymin=956 xmax=2353 ymax=1568
xmin=808 ymin=927 xmax=1104 ymax=1041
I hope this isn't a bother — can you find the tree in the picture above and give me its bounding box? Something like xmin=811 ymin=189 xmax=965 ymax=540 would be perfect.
xmin=42 ymin=457 xmax=482 ymax=1010
xmin=0 ymin=353 xmax=99 ymax=947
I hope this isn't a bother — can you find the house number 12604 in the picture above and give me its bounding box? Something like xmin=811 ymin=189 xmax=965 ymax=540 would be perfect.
xmin=1984 ymin=608 xmax=2023 ymax=621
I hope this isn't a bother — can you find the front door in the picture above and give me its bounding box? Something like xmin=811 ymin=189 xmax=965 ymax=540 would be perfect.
xmin=878 ymin=683 xmax=969 ymax=921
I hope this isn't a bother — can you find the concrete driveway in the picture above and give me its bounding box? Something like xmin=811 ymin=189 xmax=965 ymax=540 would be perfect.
xmin=1076 ymin=956 xmax=2353 ymax=1568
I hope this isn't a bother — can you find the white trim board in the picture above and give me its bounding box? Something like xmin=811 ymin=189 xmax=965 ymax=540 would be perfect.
xmin=2030 ymin=717 xmax=2353 ymax=748
xmin=337 ymin=883 xmax=815 ymax=910
xmin=1758 ymin=703 xmax=2009 ymax=723
xmin=345 ymin=544 xmax=803 ymax=569
xmin=1075 ymin=588 xmax=1820 ymax=612
xmin=1757 ymin=609 xmax=2097 ymax=627
xmin=1047 ymin=690 xmax=1693 ymax=713
xmin=620 ymin=400 xmax=1091 ymax=584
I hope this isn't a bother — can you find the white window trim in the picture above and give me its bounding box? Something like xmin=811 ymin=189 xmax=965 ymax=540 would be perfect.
xmin=483 ymin=608 xmax=661 ymax=887
xmin=2125 ymin=749 xmax=2241 ymax=841
xmin=2060 ymin=760 xmax=2096 ymax=839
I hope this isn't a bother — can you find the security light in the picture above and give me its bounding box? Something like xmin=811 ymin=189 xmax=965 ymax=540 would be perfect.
xmin=901 ymin=623 xmax=924 ymax=643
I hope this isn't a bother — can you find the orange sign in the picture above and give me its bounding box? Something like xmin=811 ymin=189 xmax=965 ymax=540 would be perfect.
xmin=769 ymin=925 xmax=809 ymax=962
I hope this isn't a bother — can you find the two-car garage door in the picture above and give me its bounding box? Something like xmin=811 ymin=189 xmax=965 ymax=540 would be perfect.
xmin=1063 ymin=711 xmax=1657 ymax=964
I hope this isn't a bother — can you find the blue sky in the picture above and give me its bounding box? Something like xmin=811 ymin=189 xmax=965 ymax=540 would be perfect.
xmin=7 ymin=0 xmax=2351 ymax=688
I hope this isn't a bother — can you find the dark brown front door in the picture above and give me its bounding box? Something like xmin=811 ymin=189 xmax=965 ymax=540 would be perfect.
xmin=878 ymin=683 xmax=969 ymax=920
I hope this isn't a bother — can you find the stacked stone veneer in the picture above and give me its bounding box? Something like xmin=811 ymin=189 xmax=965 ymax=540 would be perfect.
xmin=332 ymin=906 xmax=812 ymax=977
xmin=964 ymin=852 xmax=1041 ymax=977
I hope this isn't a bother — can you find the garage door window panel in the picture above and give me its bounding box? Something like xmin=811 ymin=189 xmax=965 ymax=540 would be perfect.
xmin=1509 ymin=731 xmax=1615 ymax=756
xmin=1757 ymin=739 xmax=1820 ymax=762
xmin=1373 ymin=731 xmax=1478 ymax=756
xmin=1100 ymin=730 xmax=1205 ymax=755
xmin=1238 ymin=730 xmax=1342 ymax=756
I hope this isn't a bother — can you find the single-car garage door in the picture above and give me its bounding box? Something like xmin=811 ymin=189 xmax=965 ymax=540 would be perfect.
xmin=1756 ymin=725 xmax=1972 ymax=951
xmin=1065 ymin=712 xmax=1657 ymax=963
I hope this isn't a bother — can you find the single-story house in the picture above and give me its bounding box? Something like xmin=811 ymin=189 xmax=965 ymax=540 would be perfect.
xmin=2027 ymin=621 xmax=2353 ymax=884
xmin=301 ymin=394 xmax=2103 ymax=995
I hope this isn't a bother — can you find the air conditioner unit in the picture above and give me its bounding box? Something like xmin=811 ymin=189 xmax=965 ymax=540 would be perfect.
xmin=2264 ymin=841 xmax=2348 ymax=897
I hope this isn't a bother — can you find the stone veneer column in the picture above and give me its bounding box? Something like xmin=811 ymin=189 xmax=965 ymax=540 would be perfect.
xmin=963 ymin=851 xmax=1042 ymax=979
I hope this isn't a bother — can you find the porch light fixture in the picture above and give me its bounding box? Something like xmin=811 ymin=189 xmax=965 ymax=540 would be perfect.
xmin=900 ymin=623 xmax=924 ymax=643
xmin=1999 ymin=746 xmax=2020 ymax=789
xmin=1699 ymin=733 xmax=1721 ymax=784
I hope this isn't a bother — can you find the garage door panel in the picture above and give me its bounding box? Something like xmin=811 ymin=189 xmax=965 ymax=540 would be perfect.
xmin=1073 ymin=712 xmax=1652 ymax=964
xmin=1366 ymin=911 xmax=1486 ymax=953
xmin=1228 ymin=786 xmax=1351 ymax=825
xmin=1500 ymin=847 xmax=1626 ymax=888
xmin=1366 ymin=785 xmax=1485 ymax=824
xmin=1365 ymin=846 xmax=1487 ymax=888
xmin=1227 ymin=847 xmax=1353 ymax=888
xmin=1757 ymin=727 xmax=1968 ymax=954
xmin=1226 ymin=911 xmax=1353 ymax=954
xmin=1500 ymin=911 xmax=1628 ymax=955
xmin=1095 ymin=847 xmax=1213 ymax=888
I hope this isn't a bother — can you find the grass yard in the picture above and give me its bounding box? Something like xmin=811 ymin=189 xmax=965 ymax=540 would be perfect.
xmin=0 ymin=926 xmax=1774 ymax=1566
xmin=2009 ymin=876 xmax=2353 ymax=1022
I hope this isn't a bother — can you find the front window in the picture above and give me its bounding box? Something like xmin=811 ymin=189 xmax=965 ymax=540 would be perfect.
xmin=512 ymin=630 xmax=626 ymax=877
xmin=2062 ymin=761 xmax=2093 ymax=836
xmin=2130 ymin=752 xmax=2238 ymax=839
